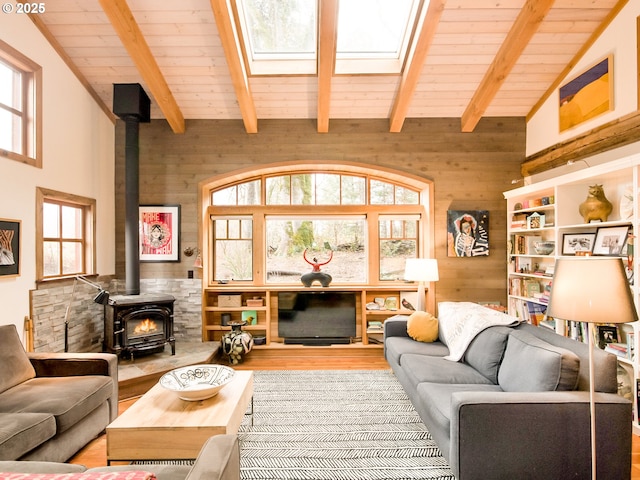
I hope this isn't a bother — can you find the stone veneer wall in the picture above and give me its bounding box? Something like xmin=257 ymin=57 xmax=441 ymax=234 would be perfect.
xmin=29 ymin=278 xmax=203 ymax=353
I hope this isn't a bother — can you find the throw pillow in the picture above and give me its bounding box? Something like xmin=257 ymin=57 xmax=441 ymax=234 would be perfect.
xmin=406 ymin=311 xmax=438 ymax=343
xmin=0 ymin=325 xmax=36 ymax=395
xmin=0 ymin=473 xmax=156 ymax=480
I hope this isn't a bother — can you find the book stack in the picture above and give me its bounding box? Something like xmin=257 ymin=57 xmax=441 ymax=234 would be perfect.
xmin=367 ymin=321 xmax=384 ymax=344
xmin=367 ymin=321 xmax=383 ymax=333
xmin=511 ymin=213 xmax=528 ymax=229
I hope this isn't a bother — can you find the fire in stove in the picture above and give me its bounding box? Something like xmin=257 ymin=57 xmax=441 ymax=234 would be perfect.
xmin=134 ymin=318 xmax=158 ymax=335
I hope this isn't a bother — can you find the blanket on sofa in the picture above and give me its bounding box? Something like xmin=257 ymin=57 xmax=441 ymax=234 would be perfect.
xmin=438 ymin=302 xmax=521 ymax=361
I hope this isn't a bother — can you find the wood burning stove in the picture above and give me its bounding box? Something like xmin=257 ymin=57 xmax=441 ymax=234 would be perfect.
xmin=104 ymin=294 xmax=176 ymax=359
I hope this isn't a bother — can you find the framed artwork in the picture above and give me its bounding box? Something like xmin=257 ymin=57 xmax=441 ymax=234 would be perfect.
xmin=559 ymin=56 xmax=613 ymax=132
xmin=596 ymin=325 xmax=619 ymax=349
xmin=592 ymin=225 xmax=630 ymax=256
xmin=139 ymin=205 xmax=181 ymax=262
xmin=0 ymin=218 xmax=20 ymax=277
xmin=561 ymin=233 xmax=596 ymax=255
xmin=242 ymin=310 xmax=258 ymax=325
xmin=447 ymin=210 xmax=489 ymax=257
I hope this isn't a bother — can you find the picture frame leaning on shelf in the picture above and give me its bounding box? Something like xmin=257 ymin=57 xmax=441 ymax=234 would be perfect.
xmin=561 ymin=232 xmax=596 ymax=255
xmin=592 ymin=225 xmax=630 ymax=256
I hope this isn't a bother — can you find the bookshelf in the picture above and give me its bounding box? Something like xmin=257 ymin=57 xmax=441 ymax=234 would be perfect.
xmin=504 ymin=153 xmax=640 ymax=434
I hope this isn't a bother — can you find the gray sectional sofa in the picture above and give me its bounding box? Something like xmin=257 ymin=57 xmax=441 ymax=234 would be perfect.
xmin=384 ymin=301 xmax=632 ymax=480
xmin=0 ymin=324 xmax=118 ymax=462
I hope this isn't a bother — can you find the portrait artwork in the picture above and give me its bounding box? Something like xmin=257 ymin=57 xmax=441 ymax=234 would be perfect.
xmin=447 ymin=210 xmax=489 ymax=257
xmin=139 ymin=205 xmax=180 ymax=262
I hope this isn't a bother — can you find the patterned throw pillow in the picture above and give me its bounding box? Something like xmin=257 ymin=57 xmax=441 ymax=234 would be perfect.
xmin=0 ymin=472 xmax=156 ymax=480
xmin=406 ymin=311 xmax=438 ymax=343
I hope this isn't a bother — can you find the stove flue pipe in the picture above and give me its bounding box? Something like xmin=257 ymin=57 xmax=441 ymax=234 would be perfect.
xmin=113 ymin=84 xmax=151 ymax=295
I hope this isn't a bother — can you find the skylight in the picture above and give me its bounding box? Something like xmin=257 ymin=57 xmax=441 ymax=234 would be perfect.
xmin=335 ymin=0 xmax=420 ymax=74
xmin=235 ymin=0 xmax=318 ymax=75
xmin=234 ymin=0 xmax=423 ymax=76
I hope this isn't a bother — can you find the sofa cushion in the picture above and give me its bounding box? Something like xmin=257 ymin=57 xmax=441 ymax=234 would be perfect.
xmin=407 ymin=311 xmax=439 ymax=343
xmin=464 ymin=326 xmax=512 ymax=384
xmin=498 ymin=330 xmax=580 ymax=392
xmin=385 ymin=336 xmax=449 ymax=367
xmin=401 ymin=354 xmax=495 ymax=386
xmin=0 ymin=325 xmax=36 ymax=395
xmin=0 ymin=376 xmax=114 ymax=434
xmin=0 ymin=413 xmax=56 ymax=461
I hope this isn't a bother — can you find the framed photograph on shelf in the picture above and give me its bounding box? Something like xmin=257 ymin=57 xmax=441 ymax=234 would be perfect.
xmin=0 ymin=218 xmax=21 ymax=277
xmin=592 ymin=225 xmax=630 ymax=256
xmin=596 ymin=325 xmax=619 ymax=349
xmin=561 ymin=233 xmax=596 ymax=255
xmin=139 ymin=205 xmax=181 ymax=262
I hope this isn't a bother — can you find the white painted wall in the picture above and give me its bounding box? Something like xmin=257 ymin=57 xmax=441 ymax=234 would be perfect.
xmin=0 ymin=13 xmax=115 ymax=339
xmin=526 ymin=0 xmax=640 ymax=158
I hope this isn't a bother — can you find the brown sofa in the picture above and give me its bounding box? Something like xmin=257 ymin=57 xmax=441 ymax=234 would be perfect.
xmin=0 ymin=324 xmax=118 ymax=462
xmin=0 ymin=435 xmax=241 ymax=480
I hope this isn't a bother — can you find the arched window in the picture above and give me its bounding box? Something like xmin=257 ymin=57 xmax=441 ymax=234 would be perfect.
xmin=200 ymin=163 xmax=433 ymax=287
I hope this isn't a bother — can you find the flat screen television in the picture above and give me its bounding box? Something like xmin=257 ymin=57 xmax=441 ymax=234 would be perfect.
xmin=277 ymin=291 xmax=356 ymax=345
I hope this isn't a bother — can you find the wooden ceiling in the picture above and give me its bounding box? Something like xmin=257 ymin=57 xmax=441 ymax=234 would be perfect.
xmin=27 ymin=0 xmax=625 ymax=134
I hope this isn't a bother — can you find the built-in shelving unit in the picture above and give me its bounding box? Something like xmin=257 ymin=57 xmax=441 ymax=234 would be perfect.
xmin=504 ymin=154 xmax=640 ymax=434
xmin=202 ymin=286 xmax=421 ymax=347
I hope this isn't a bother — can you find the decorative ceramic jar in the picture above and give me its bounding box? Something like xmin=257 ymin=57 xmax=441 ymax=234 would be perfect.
xmin=221 ymin=321 xmax=254 ymax=365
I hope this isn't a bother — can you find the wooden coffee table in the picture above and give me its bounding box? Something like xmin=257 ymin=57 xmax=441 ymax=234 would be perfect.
xmin=106 ymin=369 xmax=253 ymax=463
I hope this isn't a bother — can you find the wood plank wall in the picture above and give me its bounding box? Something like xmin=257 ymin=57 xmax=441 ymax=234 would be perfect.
xmin=114 ymin=117 xmax=525 ymax=309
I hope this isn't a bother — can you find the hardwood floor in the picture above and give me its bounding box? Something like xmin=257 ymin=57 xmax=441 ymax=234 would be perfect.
xmin=71 ymin=354 xmax=640 ymax=478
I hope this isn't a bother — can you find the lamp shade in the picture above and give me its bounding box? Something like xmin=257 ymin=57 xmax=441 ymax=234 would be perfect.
xmin=404 ymin=258 xmax=439 ymax=282
xmin=547 ymin=257 xmax=637 ymax=324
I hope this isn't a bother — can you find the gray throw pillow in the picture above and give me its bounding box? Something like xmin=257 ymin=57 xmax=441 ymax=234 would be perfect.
xmin=498 ymin=329 xmax=580 ymax=392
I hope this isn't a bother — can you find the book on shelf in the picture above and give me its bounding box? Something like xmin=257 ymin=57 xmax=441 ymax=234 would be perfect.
xmin=509 ymin=298 xmax=546 ymax=325
xmin=604 ymin=342 xmax=628 ymax=358
xmin=523 ymin=279 xmax=541 ymax=298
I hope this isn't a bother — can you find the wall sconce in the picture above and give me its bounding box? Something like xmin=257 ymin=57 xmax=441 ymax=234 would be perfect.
xmin=183 ymin=247 xmax=202 ymax=268
xmin=183 ymin=246 xmax=199 ymax=257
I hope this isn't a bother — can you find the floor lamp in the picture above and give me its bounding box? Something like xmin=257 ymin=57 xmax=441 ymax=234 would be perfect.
xmin=404 ymin=258 xmax=439 ymax=311
xmin=63 ymin=275 xmax=110 ymax=352
xmin=546 ymin=257 xmax=637 ymax=480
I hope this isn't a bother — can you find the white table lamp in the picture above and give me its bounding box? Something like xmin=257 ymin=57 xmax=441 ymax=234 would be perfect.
xmin=404 ymin=258 xmax=439 ymax=311
xmin=547 ymin=257 xmax=637 ymax=480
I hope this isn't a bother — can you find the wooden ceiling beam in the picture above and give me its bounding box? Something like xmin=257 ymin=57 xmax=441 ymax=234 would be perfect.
xmin=210 ymin=0 xmax=258 ymax=134
xmin=317 ymin=0 xmax=338 ymax=133
xmin=460 ymin=0 xmax=554 ymax=133
xmin=98 ymin=0 xmax=185 ymax=134
xmin=521 ymin=110 xmax=640 ymax=177
xmin=389 ymin=0 xmax=446 ymax=133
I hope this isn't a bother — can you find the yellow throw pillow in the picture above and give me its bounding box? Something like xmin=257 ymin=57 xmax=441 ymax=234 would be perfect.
xmin=407 ymin=311 xmax=438 ymax=343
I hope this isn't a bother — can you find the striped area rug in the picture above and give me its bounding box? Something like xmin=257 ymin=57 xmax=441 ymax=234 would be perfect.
xmin=239 ymin=370 xmax=454 ymax=480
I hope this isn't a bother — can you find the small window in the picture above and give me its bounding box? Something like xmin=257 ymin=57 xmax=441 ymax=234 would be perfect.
xmin=0 ymin=40 xmax=41 ymax=168
xmin=212 ymin=216 xmax=253 ymax=281
xmin=36 ymin=188 xmax=96 ymax=281
xmin=379 ymin=215 xmax=418 ymax=280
